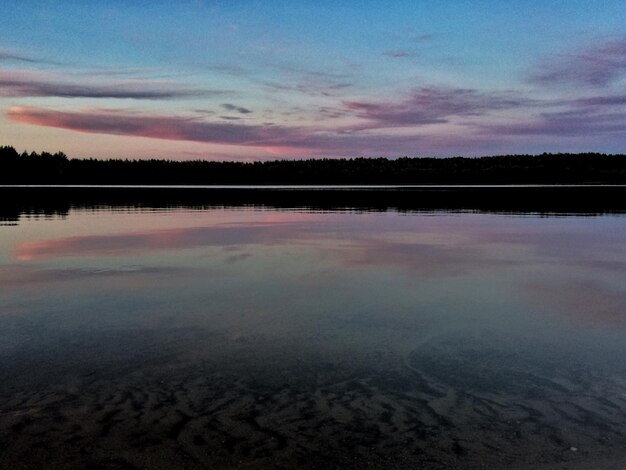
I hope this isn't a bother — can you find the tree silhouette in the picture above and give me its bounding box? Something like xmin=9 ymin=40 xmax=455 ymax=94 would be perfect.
xmin=1 ymin=146 xmax=625 ymax=185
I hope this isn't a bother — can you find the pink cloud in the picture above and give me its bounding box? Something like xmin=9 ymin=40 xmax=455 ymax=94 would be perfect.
xmin=7 ymin=106 xmax=310 ymax=147
xmin=9 ymin=85 xmax=624 ymax=157
xmin=6 ymin=105 xmax=466 ymax=156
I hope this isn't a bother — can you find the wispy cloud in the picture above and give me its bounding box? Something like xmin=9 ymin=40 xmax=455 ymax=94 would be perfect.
xmin=0 ymin=50 xmax=40 ymax=63
xmin=6 ymin=105 xmax=470 ymax=156
xmin=7 ymin=106 xmax=309 ymax=147
xmin=221 ymin=103 xmax=252 ymax=114
xmin=254 ymin=63 xmax=356 ymax=98
xmin=382 ymin=50 xmax=415 ymax=59
xmin=0 ymin=48 xmax=60 ymax=65
xmin=8 ymin=86 xmax=624 ymax=157
xmin=570 ymin=94 xmax=626 ymax=107
xmin=0 ymin=70 xmax=218 ymax=100
xmin=529 ymin=37 xmax=626 ymax=87
xmin=477 ymin=109 xmax=626 ymax=137
xmin=260 ymin=77 xmax=354 ymax=98
xmin=411 ymin=34 xmax=434 ymax=43
xmin=342 ymin=87 xmax=529 ymax=128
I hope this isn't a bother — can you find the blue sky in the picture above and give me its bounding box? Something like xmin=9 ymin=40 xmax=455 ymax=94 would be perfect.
xmin=1 ymin=1 xmax=625 ymax=159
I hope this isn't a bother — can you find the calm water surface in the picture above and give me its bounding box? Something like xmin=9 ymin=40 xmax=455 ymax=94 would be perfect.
xmin=1 ymin=203 xmax=625 ymax=468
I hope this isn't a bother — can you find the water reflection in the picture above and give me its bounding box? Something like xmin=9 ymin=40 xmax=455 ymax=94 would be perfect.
xmin=1 ymin=199 xmax=625 ymax=468
xmin=14 ymin=223 xmax=290 ymax=260
xmin=3 ymin=185 xmax=626 ymax=226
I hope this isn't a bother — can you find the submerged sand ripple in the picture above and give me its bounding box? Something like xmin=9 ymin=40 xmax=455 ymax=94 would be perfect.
xmin=1 ymin=330 xmax=625 ymax=469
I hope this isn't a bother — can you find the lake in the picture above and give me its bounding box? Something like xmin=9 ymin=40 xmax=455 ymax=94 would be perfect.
xmin=1 ymin=187 xmax=625 ymax=469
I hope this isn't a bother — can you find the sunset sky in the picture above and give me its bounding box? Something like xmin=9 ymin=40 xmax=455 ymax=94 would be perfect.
xmin=1 ymin=1 xmax=625 ymax=160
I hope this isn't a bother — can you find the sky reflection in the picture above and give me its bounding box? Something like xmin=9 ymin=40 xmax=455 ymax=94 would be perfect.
xmin=3 ymin=207 xmax=625 ymax=331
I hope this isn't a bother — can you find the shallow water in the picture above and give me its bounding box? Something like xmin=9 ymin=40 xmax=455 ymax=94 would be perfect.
xmin=1 ymin=200 xmax=625 ymax=468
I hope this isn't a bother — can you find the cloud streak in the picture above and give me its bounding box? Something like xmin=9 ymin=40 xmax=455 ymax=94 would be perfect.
xmin=0 ymin=48 xmax=62 ymax=65
xmin=0 ymin=71 xmax=216 ymax=100
xmin=0 ymin=51 xmax=40 ymax=63
xmin=7 ymin=106 xmax=307 ymax=147
xmin=221 ymin=103 xmax=252 ymax=114
xmin=477 ymin=109 xmax=626 ymax=137
xmin=412 ymin=34 xmax=434 ymax=43
xmin=7 ymin=84 xmax=625 ymax=156
xmin=530 ymin=38 xmax=626 ymax=87
xmin=343 ymin=87 xmax=529 ymax=128
xmin=570 ymin=95 xmax=626 ymax=107
xmin=382 ymin=50 xmax=415 ymax=58
xmin=6 ymin=105 xmax=469 ymax=156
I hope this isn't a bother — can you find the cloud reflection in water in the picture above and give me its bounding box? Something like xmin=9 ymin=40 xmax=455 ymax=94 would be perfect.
xmin=8 ymin=210 xmax=626 ymax=327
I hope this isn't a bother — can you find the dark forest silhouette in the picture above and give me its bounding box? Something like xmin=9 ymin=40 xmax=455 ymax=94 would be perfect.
xmin=1 ymin=145 xmax=625 ymax=185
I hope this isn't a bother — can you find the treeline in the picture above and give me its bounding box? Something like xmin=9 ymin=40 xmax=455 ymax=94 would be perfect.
xmin=1 ymin=145 xmax=626 ymax=184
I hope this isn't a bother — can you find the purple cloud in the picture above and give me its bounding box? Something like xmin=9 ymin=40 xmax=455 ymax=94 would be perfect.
xmin=343 ymin=87 xmax=529 ymax=128
xmin=478 ymin=109 xmax=626 ymax=137
xmin=0 ymin=71 xmax=217 ymax=100
xmin=7 ymin=106 xmax=308 ymax=147
xmin=7 ymin=105 xmax=489 ymax=156
xmin=8 ymin=88 xmax=623 ymax=157
xmin=221 ymin=103 xmax=253 ymax=114
xmin=530 ymin=38 xmax=626 ymax=87
xmin=571 ymin=95 xmax=626 ymax=107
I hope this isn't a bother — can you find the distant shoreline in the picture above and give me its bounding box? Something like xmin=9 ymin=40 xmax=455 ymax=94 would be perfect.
xmin=2 ymin=146 xmax=626 ymax=185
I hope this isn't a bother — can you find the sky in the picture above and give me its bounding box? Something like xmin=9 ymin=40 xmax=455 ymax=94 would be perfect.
xmin=1 ymin=0 xmax=625 ymax=160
